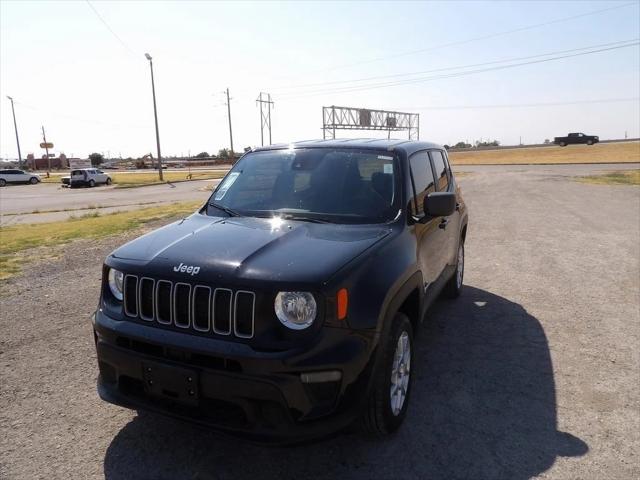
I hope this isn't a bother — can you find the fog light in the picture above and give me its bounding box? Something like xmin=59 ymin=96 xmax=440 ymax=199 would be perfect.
xmin=300 ymin=371 xmax=342 ymax=383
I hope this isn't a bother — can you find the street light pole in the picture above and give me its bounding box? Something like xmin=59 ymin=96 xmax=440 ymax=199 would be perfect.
xmin=145 ymin=53 xmax=163 ymax=181
xmin=225 ymin=88 xmax=234 ymax=159
xmin=42 ymin=126 xmax=51 ymax=173
xmin=6 ymin=96 xmax=22 ymax=168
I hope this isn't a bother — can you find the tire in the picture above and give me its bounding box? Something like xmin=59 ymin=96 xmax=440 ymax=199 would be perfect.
xmin=361 ymin=313 xmax=414 ymax=436
xmin=0 ymin=179 xmax=6 ymax=187
xmin=587 ymin=140 xmax=593 ymax=145
xmin=559 ymin=142 xmax=566 ymax=147
xmin=106 ymin=177 xmax=112 ymax=185
xmin=29 ymin=177 xmax=38 ymax=184
xmin=89 ymin=179 xmax=96 ymax=188
xmin=444 ymin=240 xmax=464 ymax=298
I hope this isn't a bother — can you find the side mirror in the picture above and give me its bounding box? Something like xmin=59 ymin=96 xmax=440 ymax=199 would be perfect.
xmin=424 ymin=191 xmax=456 ymax=217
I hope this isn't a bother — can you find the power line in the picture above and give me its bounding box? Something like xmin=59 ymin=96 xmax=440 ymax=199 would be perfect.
xmin=298 ymin=1 xmax=638 ymax=75
xmin=277 ymin=41 xmax=639 ymax=100
xmin=12 ymin=100 xmax=150 ymax=129
xmin=85 ymin=0 xmax=137 ymax=57
xmin=393 ymin=97 xmax=640 ymax=111
xmin=272 ymin=39 xmax=639 ymax=92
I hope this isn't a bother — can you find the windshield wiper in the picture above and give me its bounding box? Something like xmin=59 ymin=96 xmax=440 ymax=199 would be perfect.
xmin=279 ymin=213 xmax=333 ymax=224
xmin=208 ymin=202 xmax=242 ymax=217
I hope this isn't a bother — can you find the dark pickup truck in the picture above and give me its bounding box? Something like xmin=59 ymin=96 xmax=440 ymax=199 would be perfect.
xmin=554 ymin=132 xmax=599 ymax=146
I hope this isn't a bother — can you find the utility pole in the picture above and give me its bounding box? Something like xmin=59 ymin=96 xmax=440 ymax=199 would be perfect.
xmin=6 ymin=96 xmax=22 ymax=168
xmin=145 ymin=53 xmax=163 ymax=181
xmin=256 ymin=92 xmax=274 ymax=146
xmin=42 ymin=126 xmax=51 ymax=173
xmin=225 ymin=88 xmax=234 ymax=158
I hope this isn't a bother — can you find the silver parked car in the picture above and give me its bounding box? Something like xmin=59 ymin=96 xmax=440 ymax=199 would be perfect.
xmin=62 ymin=169 xmax=112 ymax=187
xmin=0 ymin=169 xmax=41 ymax=187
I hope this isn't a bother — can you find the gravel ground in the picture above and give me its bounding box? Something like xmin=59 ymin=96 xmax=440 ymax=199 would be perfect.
xmin=0 ymin=164 xmax=638 ymax=479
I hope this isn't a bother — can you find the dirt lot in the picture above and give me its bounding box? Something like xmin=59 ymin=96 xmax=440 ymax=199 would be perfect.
xmin=449 ymin=140 xmax=640 ymax=165
xmin=0 ymin=164 xmax=638 ymax=479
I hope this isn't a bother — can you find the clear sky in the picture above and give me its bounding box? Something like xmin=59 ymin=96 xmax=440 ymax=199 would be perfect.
xmin=1 ymin=0 xmax=639 ymax=160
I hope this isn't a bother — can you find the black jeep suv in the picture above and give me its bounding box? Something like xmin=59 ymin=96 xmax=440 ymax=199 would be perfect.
xmin=93 ymin=139 xmax=468 ymax=440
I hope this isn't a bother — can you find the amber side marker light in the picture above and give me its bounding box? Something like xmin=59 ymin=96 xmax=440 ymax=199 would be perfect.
xmin=337 ymin=288 xmax=348 ymax=320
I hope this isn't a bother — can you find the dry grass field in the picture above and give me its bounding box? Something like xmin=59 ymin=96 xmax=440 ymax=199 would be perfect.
xmin=448 ymin=141 xmax=640 ymax=165
xmin=0 ymin=201 xmax=201 ymax=280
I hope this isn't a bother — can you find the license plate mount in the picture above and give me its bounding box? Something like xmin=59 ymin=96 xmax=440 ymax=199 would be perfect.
xmin=142 ymin=361 xmax=199 ymax=406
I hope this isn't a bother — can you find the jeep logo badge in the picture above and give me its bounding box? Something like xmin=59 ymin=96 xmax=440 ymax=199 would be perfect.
xmin=173 ymin=263 xmax=200 ymax=276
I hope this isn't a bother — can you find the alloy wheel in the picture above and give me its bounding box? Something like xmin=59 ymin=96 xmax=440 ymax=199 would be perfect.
xmin=390 ymin=331 xmax=411 ymax=416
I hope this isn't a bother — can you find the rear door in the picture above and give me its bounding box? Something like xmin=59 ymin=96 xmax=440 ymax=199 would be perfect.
xmin=429 ymin=149 xmax=458 ymax=265
xmin=71 ymin=170 xmax=86 ymax=182
xmin=409 ymin=151 xmax=447 ymax=289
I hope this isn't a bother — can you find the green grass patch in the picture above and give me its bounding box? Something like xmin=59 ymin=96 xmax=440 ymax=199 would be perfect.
xmin=578 ymin=170 xmax=640 ymax=186
xmin=0 ymin=201 xmax=201 ymax=280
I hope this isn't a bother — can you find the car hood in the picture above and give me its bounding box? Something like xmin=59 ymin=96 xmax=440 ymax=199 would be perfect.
xmin=111 ymin=213 xmax=392 ymax=286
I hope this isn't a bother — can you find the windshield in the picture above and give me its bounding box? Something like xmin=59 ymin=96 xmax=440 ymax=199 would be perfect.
xmin=206 ymin=148 xmax=399 ymax=224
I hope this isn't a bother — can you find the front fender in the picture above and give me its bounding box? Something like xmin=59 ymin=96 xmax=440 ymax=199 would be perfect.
xmin=326 ymin=229 xmax=422 ymax=332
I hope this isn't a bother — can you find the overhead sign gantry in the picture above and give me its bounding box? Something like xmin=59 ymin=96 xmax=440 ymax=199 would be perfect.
xmin=322 ymin=106 xmax=419 ymax=140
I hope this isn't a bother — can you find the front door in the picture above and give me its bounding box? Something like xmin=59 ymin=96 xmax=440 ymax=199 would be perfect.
xmin=430 ymin=150 xmax=459 ymax=266
xmin=409 ymin=151 xmax=448 ymax=290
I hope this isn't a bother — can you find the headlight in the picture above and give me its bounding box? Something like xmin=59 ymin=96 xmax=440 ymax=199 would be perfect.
xmin=108 ymin=268 xmax=124 ymax=301
xmin=274 ymin=291 xmax=317 ymax=330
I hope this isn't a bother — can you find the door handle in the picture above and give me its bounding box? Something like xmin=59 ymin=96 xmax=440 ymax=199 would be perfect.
xmin=439 ymin=218 xmax=449 ymax=230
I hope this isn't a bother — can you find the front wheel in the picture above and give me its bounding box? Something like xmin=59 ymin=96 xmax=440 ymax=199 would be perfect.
xmin=587 ymin=140 xmax=593 ymax=145
xmin=360 ymin=313 xmax=414 ymax=436
xmin=0 ymin=179 xmax=6 ymax=187
xmin=106 ymin=177 xmax=112 ymax=185
xmin=29 ymin=177 xmax=39 ymax=184
xmin=559 ymin=142 xmax=566 ymax=147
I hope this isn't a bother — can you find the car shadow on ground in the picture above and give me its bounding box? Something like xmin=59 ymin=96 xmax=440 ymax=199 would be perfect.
xmin=103 ymin=286 xmax=588 ymax=480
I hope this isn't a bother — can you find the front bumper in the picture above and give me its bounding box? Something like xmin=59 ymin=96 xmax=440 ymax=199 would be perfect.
xmin=93 ymin=309 xmax=378 ymax=442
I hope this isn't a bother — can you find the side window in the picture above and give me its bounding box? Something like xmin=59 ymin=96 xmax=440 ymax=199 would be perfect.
xmin=409 ymin=152 xmax=436 ymax=216
xmin=430 ymin=150 xmax=449 ymax=191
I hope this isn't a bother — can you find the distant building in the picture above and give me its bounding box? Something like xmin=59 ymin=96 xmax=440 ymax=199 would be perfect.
xmin=26 ymin=153 xmax=69 ymax=170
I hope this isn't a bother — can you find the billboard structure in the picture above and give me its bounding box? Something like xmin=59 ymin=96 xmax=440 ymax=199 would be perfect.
xmin=322 ymin=106 xmax=419 ymax=140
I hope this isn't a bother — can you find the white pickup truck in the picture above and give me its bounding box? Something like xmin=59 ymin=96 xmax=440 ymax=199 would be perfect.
xmin=62 ymin=168 xmax=112 ymax=188
xmin=0 ymin=169 xmax=41 ymax=187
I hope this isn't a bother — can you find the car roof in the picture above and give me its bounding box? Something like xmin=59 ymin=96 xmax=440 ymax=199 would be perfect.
xmin=251 ymin=138 xmax=443 ymax=156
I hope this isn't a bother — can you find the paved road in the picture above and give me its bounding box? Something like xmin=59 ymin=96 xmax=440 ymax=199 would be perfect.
xmin=1 ymin=163 xmax=635 ymax=223
xmin=0 ymin=164 xmax=638 ymax=479
xmin=0 ymin=180 xmax=221 ymax=225
xmin=451 ymin=161 xmax=639 ymax=174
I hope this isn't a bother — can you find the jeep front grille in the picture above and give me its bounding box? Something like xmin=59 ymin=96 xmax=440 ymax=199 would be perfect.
xmin=123 ymin=275 xmax=255 ymax=338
